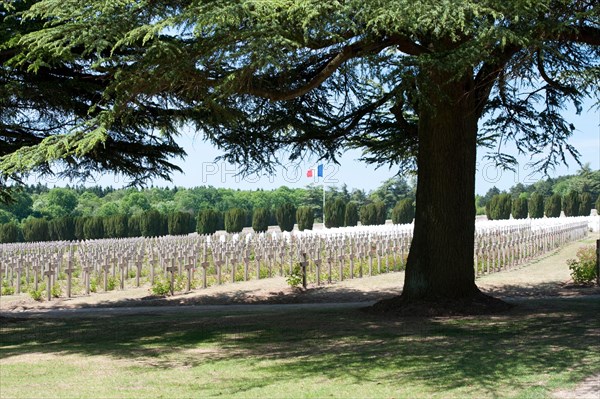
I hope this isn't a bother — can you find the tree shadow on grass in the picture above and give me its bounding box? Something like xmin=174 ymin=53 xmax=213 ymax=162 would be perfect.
xmin=1 ymin=298 xmax=598 ymax=397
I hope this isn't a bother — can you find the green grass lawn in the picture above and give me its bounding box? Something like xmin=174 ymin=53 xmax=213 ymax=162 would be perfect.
xmin=1 ymin=298 xmax=599 ymax=398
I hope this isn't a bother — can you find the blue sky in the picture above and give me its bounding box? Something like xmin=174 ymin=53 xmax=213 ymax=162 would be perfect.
xmin=39 ymin=102 xmax=599 ymax=195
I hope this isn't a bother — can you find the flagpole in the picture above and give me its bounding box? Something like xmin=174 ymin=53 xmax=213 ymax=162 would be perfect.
xmin=322 ymin=181 xmax=326 ymax=228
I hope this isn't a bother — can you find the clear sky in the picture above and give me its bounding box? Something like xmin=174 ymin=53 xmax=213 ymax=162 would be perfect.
xmin=37 ymin=102 xmax=599 ymax=195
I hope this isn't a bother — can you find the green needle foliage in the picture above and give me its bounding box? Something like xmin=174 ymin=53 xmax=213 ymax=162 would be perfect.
xmin=3 ymin=0 xmax=598 ymax=302
xmin=562 ymin=191 xmax=581 ymax=217
xmin=325 ymin=198 xmax=345 ymax=228
xmin=545 ymin=194 xmax=563 ymax=218
xmin=225 ymin=208 xmax=246 ymax=233
xmin=578 ymin=192 xmax=593 ymax=216
xmin=528 ymin=193 xmax=545 ymax=219
xmin=196 ymin=209 xmax=221 ymax=235
xmin=511 ymin=197 xmax=528 ymax=220
xmin=392 ymin=199 xmax=415 ymax=224
xmin=296 ymin=206 xmax=314 ymax=231
xmin=252 ymin=207 xmax=270 ymax=233
xmin=275 ymin=203 xmax=295 ymax=232
xmin=486 ymin=194 xmax=512 ymax=220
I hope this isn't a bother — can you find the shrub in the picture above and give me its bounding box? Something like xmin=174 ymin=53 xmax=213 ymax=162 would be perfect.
xmin=49 ymin=217 xmax=76 ymax=241
xmin=528 ymin=193 xmax=545 ymax=219
xmin=286 ymin=266 xmax=303 ymax=288
xmin=296 ymin=206 xmax=314 ymax=231
xmin=360 ymin=203 xmax=378 ymax=226
xmin=196 ymin=209 xmax=221 ymax=235
xmin=562 ymin=191 xmax=580 ymax=217
xmin=51 ymin=283 xmax=62 ymax=298
xmin=29 ymin=288 xmax=43 ymax=301
xmin=325 ymin=198 xmax=345 ymax=228
xmin=511 ymin=197 xmax=528 ymax=219
xmin=151 ymin=276 xmax=171 ymax=296
xmin=567 ymin=246 xmax=597 ymax=284
xmin=225 ymin=208 xmax=246 ymax=233
xmin=0 ymin=221 xmax=22 ymax=243
xmin=252 ymin=207 xmax=271 ymax=233
xmin=486 ymin=194 xmax=512 ymax=220
xmin=141 ymin=209 xmax=168 ymax=237
xmin=128 ymin=214 xmax=142 ymax=237
xmin=545 ymin=194 xmax=562 ymax=217
xmin=344 ymin=202 xmax=359 ymax=227
xmin=104 ymin=215 xmax=128 ymax=238
xmin=579 ymin=192 xmax=593 ymax=216
xmin=21 ymin=218 xmax=50 ymax=242
xmin=74 ymin=217 xmax=87 ymax=240
xmin=168 ymin=211 xmax=194 ymax=235
xmin=596 ymin=195 xmax=600 ymax=213
xmin=275 ymin=203 xmax=296 ymax=232
xmin=392 ymin=199 xmax=414 ymax=224
xmin=374 ymin=201 xmax=387 ymax=225
xmin=83 ymin=217 xmax=105 ymax=240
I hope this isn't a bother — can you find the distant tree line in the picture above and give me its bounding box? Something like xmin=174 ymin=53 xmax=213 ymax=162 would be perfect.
xmin=485 ymin=191 xmax=598 ymax=220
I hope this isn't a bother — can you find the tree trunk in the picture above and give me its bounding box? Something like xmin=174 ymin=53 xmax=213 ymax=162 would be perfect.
xmin=402 ymin=71 xmax=480 ymax=301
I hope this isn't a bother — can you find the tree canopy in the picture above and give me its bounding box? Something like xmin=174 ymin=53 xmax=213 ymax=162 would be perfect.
xmin=2 ymin=0 xmax=598 ymax=310
xmin=0 ymin=0 xmax=186 ymax=196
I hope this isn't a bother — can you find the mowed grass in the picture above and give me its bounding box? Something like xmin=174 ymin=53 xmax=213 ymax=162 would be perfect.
xmin=1 ymin=298 xmax=599 ymax=399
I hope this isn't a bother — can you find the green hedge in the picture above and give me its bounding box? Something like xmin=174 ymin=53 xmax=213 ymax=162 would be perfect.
xmin=545 ymin=194 xmax=562 ymax=218
xmin=392 ymin=199 xmax=414 ymax=224
xmin=344 ymin=202 xmax=359 ymax=227
xmin=275 ymin=203 xmax=296 ymax=232
xmin=296 ymin=206 xmax=314 ymax=231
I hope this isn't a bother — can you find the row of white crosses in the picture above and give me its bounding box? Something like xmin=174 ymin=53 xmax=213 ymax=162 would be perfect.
xmin=0 ymin=217 xmax=592 ymax=299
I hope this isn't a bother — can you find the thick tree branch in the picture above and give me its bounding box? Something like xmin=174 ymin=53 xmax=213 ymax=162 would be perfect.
xmin=243 ymin=37 xmax=398 ymax=101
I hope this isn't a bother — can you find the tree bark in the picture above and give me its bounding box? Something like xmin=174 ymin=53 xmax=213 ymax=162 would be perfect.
xmin=402 ymin=70 xmax=480 ymax=300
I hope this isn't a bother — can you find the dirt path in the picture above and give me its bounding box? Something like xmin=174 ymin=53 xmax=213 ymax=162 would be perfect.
xmin=1 ymin=234 xmax=598 ymax=313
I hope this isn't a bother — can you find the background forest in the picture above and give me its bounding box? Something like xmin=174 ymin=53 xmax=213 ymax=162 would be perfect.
xmin=0 ymin=166 xmax=598 ymax=243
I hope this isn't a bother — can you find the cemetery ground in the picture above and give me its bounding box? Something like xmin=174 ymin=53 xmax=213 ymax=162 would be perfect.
xmin=1 ymin=235 xmax=599 ymax=398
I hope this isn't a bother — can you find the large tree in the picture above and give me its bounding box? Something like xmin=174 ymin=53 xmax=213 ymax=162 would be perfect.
xmin=2 ymin=0 xmax=599 ymax=311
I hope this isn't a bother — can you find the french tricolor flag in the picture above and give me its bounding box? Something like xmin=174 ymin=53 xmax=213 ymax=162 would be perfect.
xmin=307 ymin=164 xmax=324 ymax=178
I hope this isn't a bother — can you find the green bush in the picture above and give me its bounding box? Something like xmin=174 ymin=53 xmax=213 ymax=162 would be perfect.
xmin=196 ymin=209 xmax=221 ymax=235
xmin=567 ymin=246 xmax=597 ymax=284
xmin=360 ymin=203 xmax=378 ymax=226
xmin=286 ymin=266 xmax=303 ymax=288
xmin=511 ymin=197 xmax=528 ymax=219
xmin=252 ymin=207 xmax=271 ymax=233
xmin=0 ymin=221 xmax=22 ymax=243
xmin=74 ymin=217 xmax=87 ymax=240
xmin=225 ymin=208 xmax=246 ymax=233
xmin=48 ymin=217 xmax=75 ymax=241
xmin=528 ymin=193 xmax=545 ymax=219
xmin=275 ymin=203 xmax=296 ymax=232
xmin=151 ymin=276 xmax=171 ymax=296
xmin=545 ymin=194 xmax=562 ymax=218
xmin=29 ymin=288 xmax=44 ymax=301
xmin=486 ymin=194 xmax=512 ymax=220
xmin=51 ymin=283 xmax=62 ymax=298
xmin=83 ymin=217 xmax=105 ymax=240
xmin=579 ymin=192 xmax=593 ymax=216
xmin=141 ymin=209 xmax=168 ymax=237
xmin=392 ymin=199 xmax=414 ymax=224
xmin=128 ymin=215 xmax=142 ymax=237
xmin=325 ymin=198 xmax=345 ymax=228
xmin=344 ymin=202 xmax=359 ymax=227
xmin=596 ymin=195 xmax=600 ymax=213
xmin=21 ymin=218 xmax=50 ymax=242
xmin=168 ymin=211 xmax=194 ymax=235
xmin=296 ymin=206 xmax=314 ymax=231
xmin=104 ymin=215 xmax=128 ymax=238
xmin=562 ymin=191 xmax=580 ymax=217
xmin=374 ymin=201 xmax=387 ymax=225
